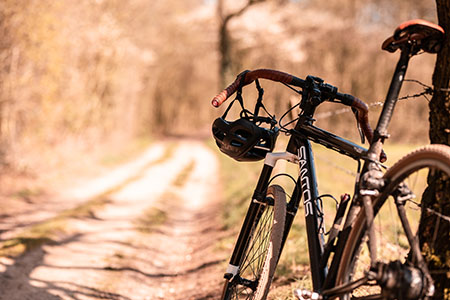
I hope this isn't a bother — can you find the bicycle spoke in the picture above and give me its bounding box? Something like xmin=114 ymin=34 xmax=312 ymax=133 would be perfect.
xmin=242 ymin=227 xmax=272 ymax=277
xmin=243 ymin=227 xmax=270 ymax=278
xmin=227 ymin=204 xmax=276 ymax=299
xmin=240 ymin=208 xmax=273 ymax=275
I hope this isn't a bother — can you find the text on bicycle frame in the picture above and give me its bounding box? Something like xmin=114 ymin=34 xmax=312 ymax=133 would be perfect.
xmin=299 ymin=146 xmax=313 ymax=217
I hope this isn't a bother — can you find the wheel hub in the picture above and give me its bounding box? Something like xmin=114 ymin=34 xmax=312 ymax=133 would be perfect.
xmin=371 ymin=261 xmax=433 ymax=299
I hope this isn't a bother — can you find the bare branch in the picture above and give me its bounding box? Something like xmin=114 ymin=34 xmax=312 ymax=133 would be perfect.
xmin=220 ymin=0 xmax=265 ymax=25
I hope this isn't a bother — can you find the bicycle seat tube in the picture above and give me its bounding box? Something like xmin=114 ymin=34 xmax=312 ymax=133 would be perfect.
xmin=358 ymin=44 xmax=413 ymax=265
xmin=366 ymin=45 xmax=412 ymax=163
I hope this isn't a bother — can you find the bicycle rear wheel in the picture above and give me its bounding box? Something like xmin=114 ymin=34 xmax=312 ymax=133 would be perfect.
xmin=221 ymin=185 xmax=286 ymax=300
xmin=335 ymin=145 xmax=450 ymax=299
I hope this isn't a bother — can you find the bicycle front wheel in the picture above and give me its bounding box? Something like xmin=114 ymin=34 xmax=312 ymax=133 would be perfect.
xmin=336 ymin=144 xmax=450 ymax=299
xmin=221 ymin=185 xmax=287 ymax=300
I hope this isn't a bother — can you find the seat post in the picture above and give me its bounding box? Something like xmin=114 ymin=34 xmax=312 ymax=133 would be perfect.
xmin=368 ymin=47 xmax=412 ymax=161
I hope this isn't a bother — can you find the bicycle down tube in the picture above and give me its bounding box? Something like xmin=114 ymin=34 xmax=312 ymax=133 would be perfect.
xmin=292 ymin=138 xmax=326 ymax=290
xmin=285 ymin=124 xmax=367 ymax=292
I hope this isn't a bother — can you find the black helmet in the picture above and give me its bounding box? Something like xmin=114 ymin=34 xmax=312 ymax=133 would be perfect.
xmin=212 ymin=117 xmax=278 ymax=162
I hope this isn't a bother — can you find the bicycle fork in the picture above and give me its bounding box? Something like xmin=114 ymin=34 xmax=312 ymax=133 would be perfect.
xmin=222 ymin=152 xmax=299 ymax=283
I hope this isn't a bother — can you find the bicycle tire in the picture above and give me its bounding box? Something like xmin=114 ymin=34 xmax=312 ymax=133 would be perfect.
xmin=335 ymin=144 xmax=450 ymax=299
xmin=221 ymin=184 xmax=287 ymax=300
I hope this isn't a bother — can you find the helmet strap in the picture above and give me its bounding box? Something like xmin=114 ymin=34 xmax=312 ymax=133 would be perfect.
xmin=222 ymin=71 xmax=253 ymax=120
xmin=221 ymin=90 xmax=252 ymax=120
xmin=252 ymin=79 xmax=264 ymax=117
xmin=252 ymin=79 xmax=277 ymax=129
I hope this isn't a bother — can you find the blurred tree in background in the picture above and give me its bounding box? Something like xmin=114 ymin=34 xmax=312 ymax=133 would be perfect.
xmin=0 ymin=0 xmax=439 ymax=171
xmin=0 ymin=0 xmax=217 ymax=170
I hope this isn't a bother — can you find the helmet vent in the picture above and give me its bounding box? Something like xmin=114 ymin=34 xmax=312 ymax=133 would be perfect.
xmin=231 ymin=140 xmax=244 ymax=147
xmin=235 ymin=129 xmax=251 ymax=140
xmin=213 ymin=127 xmax=226 ymax=141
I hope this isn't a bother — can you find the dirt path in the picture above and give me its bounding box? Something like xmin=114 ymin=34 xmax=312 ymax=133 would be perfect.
xmin=0 ymin=140 xmax=225 ymax=300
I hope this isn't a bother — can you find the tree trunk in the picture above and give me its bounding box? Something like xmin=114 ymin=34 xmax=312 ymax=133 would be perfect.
xmin=218 ymin=13 xmax=233 ymax=89
xmin=431 ymin=0 xmax=450 ymax=146
xmin=419 ymin=2 xmax=450 ymax=299
xmin=216 ymin=0 xmax=266 ymax=88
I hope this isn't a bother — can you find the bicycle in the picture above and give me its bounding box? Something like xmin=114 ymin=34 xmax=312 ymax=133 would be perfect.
xmin=210 ymin=19 xmax=450 ymax=300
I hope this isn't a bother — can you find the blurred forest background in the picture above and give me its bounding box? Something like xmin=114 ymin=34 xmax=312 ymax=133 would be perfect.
xmin=0 ymin=0 xmax=439 ymax=173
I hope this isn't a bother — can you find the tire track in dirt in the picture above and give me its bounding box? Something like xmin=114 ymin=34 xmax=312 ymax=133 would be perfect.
xmin=0 ymin=140 xmax=224 ymax=300
xmin=0 ymin=142 xmax=169 ymax=241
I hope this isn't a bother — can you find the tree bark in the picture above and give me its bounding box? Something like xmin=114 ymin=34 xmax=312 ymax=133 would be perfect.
xmin=419 ymin=1 xmax=450 ymax=299
xmin=431 ymin=0 xmax=450 ymax=146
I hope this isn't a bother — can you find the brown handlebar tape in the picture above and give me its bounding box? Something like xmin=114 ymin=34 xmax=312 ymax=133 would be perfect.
xmin=212 ymin=69 xmax=295 ymax=107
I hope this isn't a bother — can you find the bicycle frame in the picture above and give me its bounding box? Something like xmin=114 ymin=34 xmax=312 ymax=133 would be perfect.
xmin=284 ymin=122 xmax=368 ymax=291
xmin=223 ymin=44 xmax=417 ymax=295
xmin=224 ymin=119 xmax=367 ymax=291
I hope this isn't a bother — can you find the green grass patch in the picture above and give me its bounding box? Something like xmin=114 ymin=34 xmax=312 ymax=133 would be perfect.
xmin=134 ymin=206 xmax=168 ymax=233
xmin=0 ymin=237 xmax=54 ymax=257
xmin=13 ymin=187 xmax=44 ymax=201
xmin=59 ymin=197 xmax=110 ymax=219
xmin=173 ymin=160 xmax=196 ymax=187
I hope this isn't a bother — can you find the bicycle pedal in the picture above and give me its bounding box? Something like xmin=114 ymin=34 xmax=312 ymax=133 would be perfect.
xmin=293 ymin=289 xmax=322 ymax=300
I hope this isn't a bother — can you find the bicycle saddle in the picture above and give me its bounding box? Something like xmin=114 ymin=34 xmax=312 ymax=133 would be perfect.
xmin=382 ymin=19 xmax=445 ymax=53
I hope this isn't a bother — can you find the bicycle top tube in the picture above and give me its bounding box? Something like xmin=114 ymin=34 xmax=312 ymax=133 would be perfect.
xmin=292 ymin=122 xmax=368 ymax=161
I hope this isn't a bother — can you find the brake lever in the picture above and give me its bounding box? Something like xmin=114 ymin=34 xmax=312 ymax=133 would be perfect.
xmin=352 ymin=108 xmax=366 ymax=144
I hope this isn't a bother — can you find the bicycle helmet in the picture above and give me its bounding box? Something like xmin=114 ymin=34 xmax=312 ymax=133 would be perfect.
xmin=212 ymin=117 xmax=278 ymax=162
